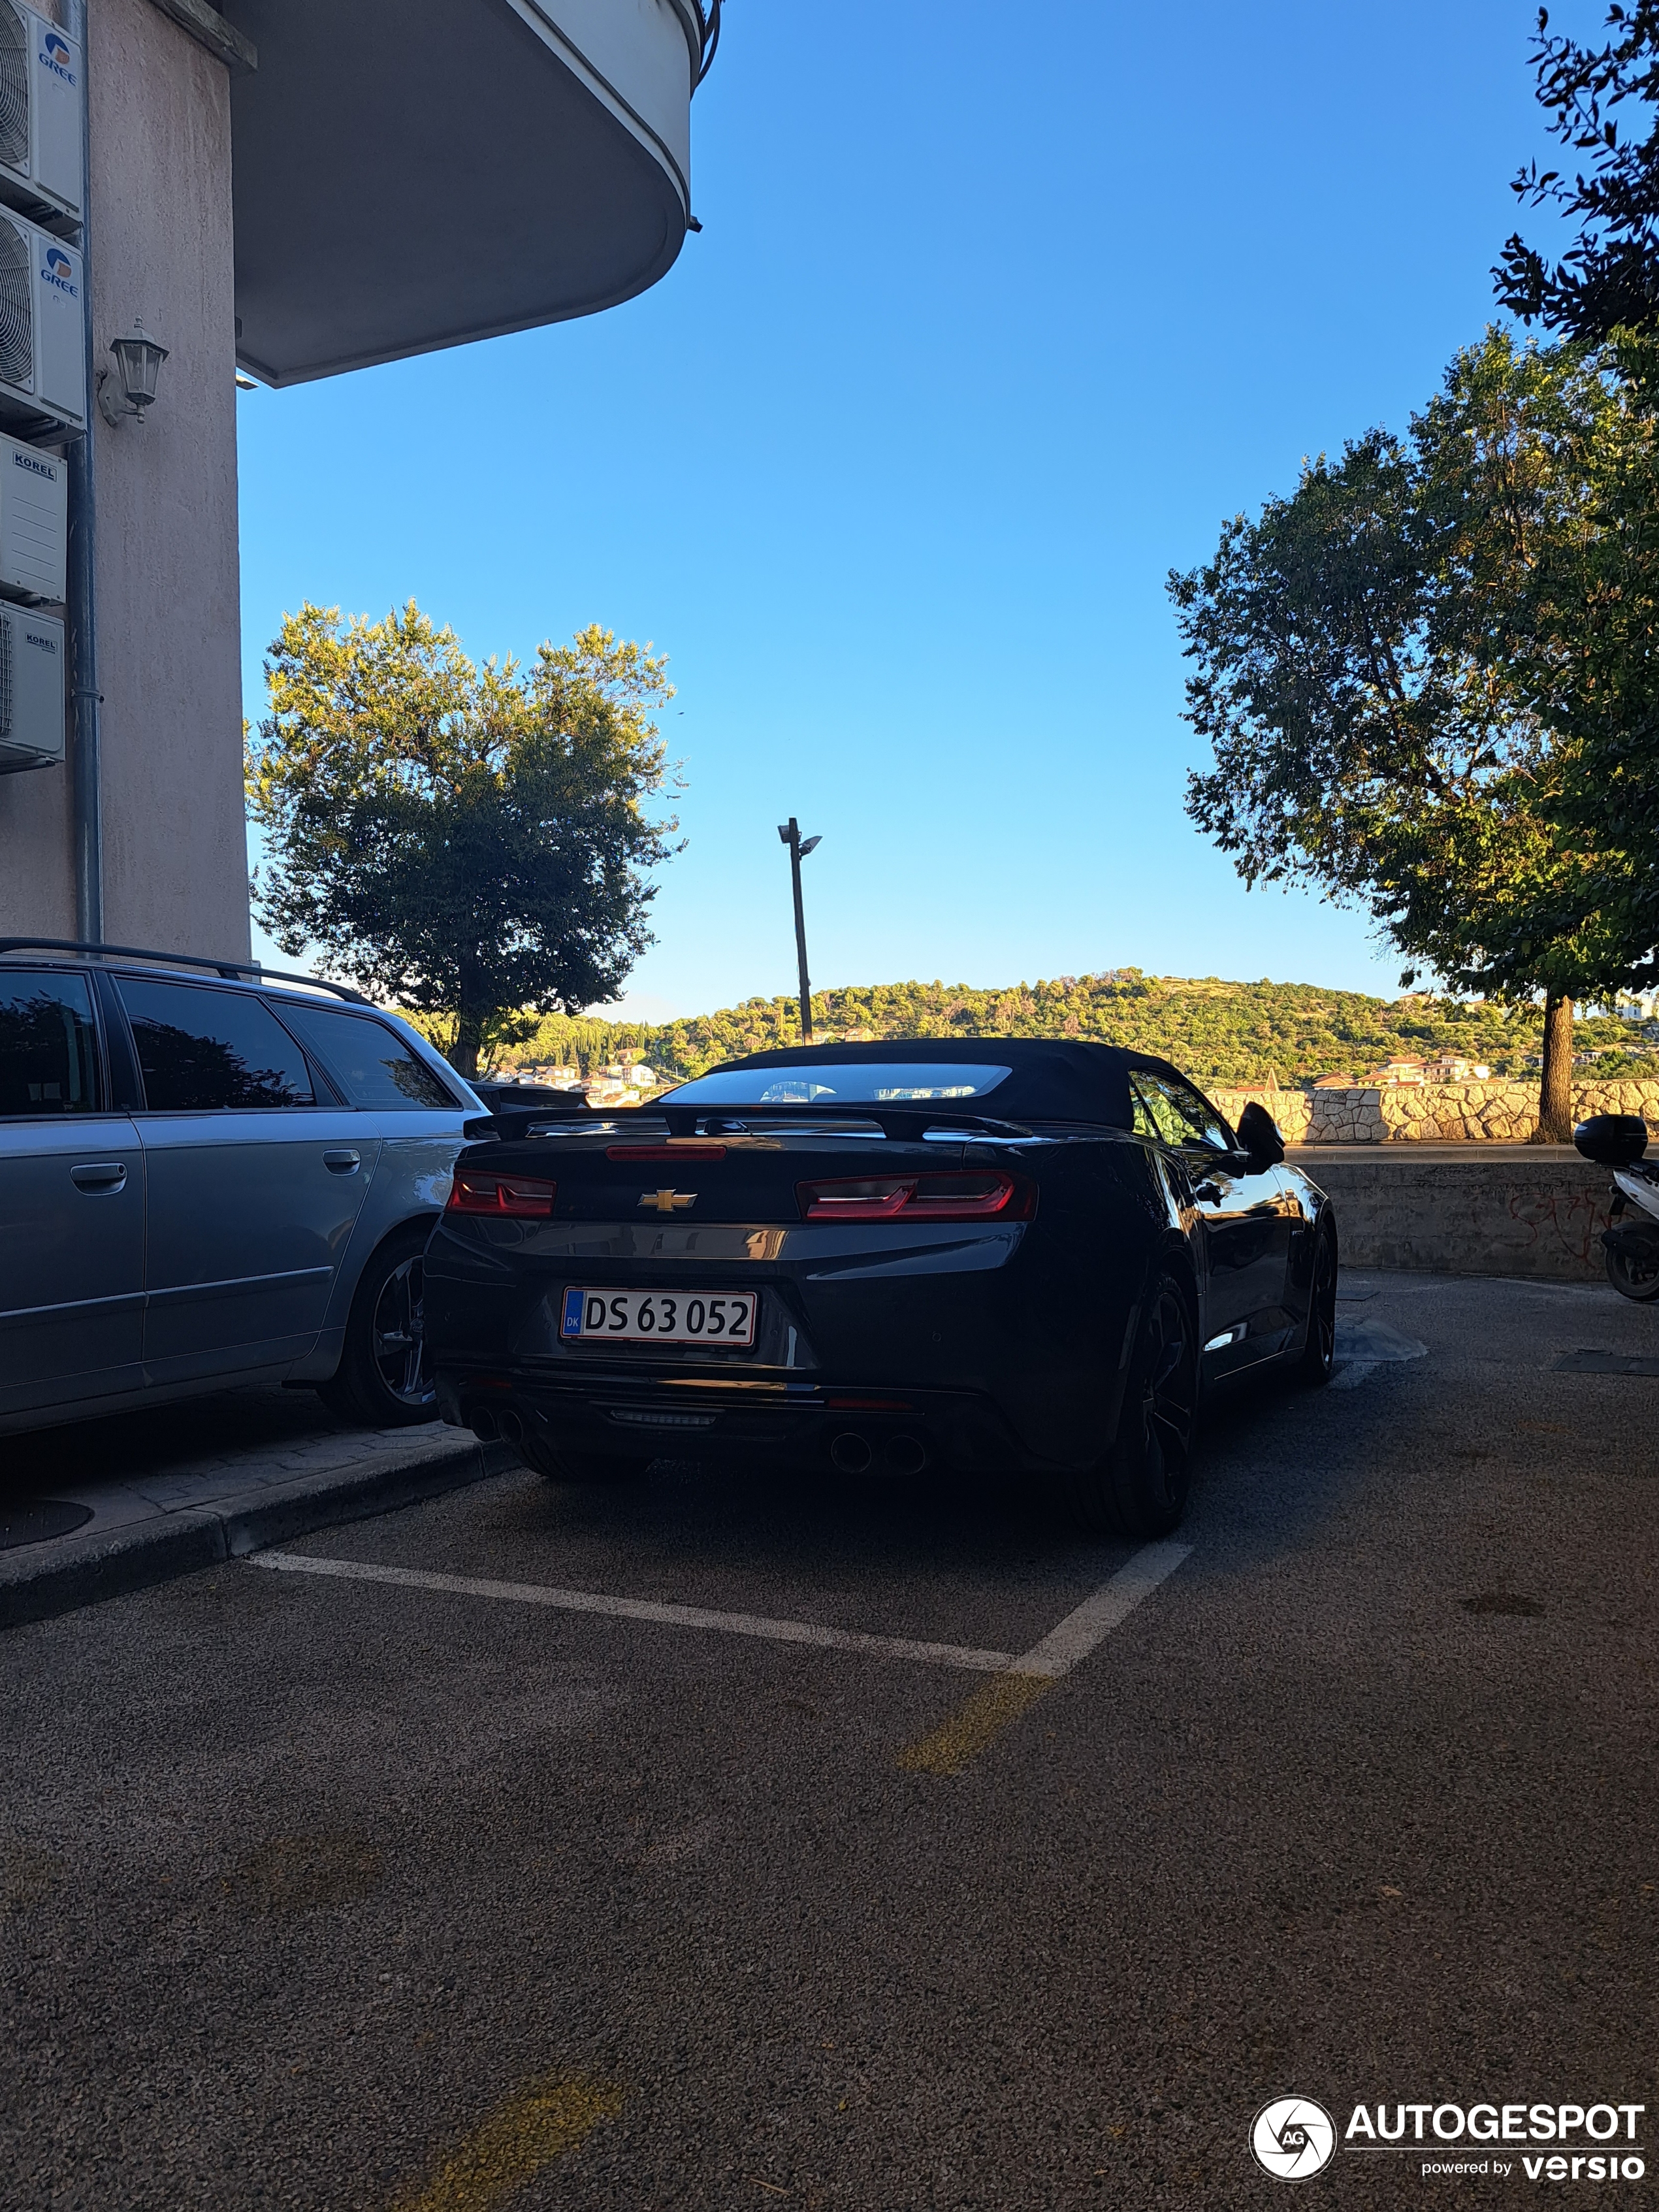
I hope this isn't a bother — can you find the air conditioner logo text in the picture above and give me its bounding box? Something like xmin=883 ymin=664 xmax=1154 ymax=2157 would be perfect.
xmin=40 ymin=248 xmax=74 ymax=297
xmin=24 ymin=630 xmax=57 ymax=653
xmin=11 ymin=449 xmax=54 ymax=481
xmin=40 ymin=32 xmax=74 ymax=83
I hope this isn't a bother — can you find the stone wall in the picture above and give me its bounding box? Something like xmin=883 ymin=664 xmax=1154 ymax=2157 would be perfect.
xmin=1292 ymin=1150 xmax=1613 ymax=1280
xmin=1209 ymin=1079 xmax=1659 ymax=1145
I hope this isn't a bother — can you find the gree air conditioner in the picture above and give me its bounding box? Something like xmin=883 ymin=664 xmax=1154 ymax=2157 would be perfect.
xmin=0 ymin=597 xmax=61 ymax=771
xmin=0 ymin=2 xmax=80 ymax=223
xmin=0 ymin=204 xmax=81 ymax=433
xmin=0 ymin=427 xmax=63 ymax=598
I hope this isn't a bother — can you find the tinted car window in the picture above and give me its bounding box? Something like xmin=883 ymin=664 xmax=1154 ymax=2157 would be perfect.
xmin=117 ymin=977 xmax=315 ymax=1110
xmin=1131 ymin=1071 xmax=1230 ymax=1152
xmin=276 ymin=1003 xmax=457 ymax=1110
xmin=0 ymin=969 xmax=101 ymax=1116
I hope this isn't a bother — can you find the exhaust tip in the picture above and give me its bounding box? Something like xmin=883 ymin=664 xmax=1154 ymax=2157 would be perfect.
xmin=467 ymin=1407 xmax=499 ymax=1442
xmin=884 ymin=1433 xmax=927 ymax=1476
xmin=830 ymin=1431 xmax=873 ymax=1474
xmin=497 ymin=1408 xmax=525 ymax=1446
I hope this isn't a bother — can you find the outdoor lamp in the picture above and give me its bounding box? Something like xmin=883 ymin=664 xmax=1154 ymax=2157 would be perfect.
xmin=101 ymin=319 xmax=169 ymax=425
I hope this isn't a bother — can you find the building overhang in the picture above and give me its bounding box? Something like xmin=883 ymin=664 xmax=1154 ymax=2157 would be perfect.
xmin=221 ymin=0 xmax=705 ymax=387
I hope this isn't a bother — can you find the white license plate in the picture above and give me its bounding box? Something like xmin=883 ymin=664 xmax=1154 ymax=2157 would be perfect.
xmin=560 ymin=1286 xmax=757 ymax=1346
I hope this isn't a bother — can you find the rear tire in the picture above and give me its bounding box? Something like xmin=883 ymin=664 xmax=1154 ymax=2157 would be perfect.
xmin=1072 ymin=1272 xmax=1197 ymax=1538
xmin=513 ymin=1431 xmax=652 ymax=1484
xmin=1295 ymin=1217 xmax=1339 ymax=1384
xmin=317 ymin=1222 xmax=438 ymax=1428
xmin=1607 ymin=1232 xmax=1659 ymax=1300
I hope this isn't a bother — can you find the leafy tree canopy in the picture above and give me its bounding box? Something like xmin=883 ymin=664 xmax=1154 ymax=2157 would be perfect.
xmin=248 ymin=604 xmax=680 ymax=1075
xmin=1497 ymin=3 xmax=1659 ymax=346
xmin=1168 ymin=329 xmax=1651 ymax=1135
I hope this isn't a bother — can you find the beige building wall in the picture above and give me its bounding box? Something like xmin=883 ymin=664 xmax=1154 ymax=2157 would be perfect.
xmin=0 ymin=0 xmax=248 ymax=959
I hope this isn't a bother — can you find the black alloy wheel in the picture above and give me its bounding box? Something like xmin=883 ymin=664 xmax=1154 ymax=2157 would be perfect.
xmin=1073 ymin=1271 xmax=1198 ymax=1538
xmin=1295 ymin=1218 xmax=1339 ymax=1383
xmin=318 ymin=1224 xmax=439 ymax=1428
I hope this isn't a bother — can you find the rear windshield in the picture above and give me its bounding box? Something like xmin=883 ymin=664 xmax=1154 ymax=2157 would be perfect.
xmin=664 ymin=1062 xmax=1013 ymax=1105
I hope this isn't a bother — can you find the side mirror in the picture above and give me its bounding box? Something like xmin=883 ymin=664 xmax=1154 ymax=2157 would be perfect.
xmin=1575 ymin=1113 xmax=1649 ymax=1168
xmin=1235 ymin=1099 xmax=1285 ymax=1172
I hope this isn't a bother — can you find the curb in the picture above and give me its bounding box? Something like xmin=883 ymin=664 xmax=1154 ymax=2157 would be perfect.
xmin=0 ymin=1431 xmax=515 ymax=1633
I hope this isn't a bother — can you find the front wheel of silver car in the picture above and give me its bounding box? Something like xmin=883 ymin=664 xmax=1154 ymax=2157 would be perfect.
xmin=318 ymin=1223 xmax=439 ymax=1428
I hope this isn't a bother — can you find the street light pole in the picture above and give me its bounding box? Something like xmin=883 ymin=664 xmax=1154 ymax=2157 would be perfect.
xmin=777 ymin=817 xmax=821 ymax=1043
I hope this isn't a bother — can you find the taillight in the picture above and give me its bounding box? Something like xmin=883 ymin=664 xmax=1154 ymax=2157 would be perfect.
xmin=447 ymin=1171 xmax=558 ymax=1217
xmin=796 ymin=1171 xmax=1033 ymax=1222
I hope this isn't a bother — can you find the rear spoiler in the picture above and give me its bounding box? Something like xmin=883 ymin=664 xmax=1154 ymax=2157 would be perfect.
xmin=464 ymin=1101 xmax=1044 ymax=1144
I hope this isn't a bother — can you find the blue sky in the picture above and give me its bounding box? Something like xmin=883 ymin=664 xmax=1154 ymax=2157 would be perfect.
xmin=238 ymin=0 xmax=1583 ymax=1021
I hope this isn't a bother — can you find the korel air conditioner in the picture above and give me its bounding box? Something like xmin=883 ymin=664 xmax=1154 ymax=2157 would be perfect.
xmin=0 ymin=2 xmax=80 ymax=223
xmin=0 ymin=427 xmax=63 ymax=598
xmin=0 ymin=598 xmax=62 ymax=771
xmin=0 ymin=204 xmax=81 ymax=432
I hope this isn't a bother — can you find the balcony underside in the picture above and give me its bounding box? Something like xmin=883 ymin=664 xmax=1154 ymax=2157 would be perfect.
xmin=225 ymin=0 xmax=694 ymax=387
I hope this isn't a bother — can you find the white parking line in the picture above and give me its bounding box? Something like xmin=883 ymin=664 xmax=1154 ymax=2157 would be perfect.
xmin=247 ymin=1551 xmax=1018 ymax=1672
xmin=247 ymin=1539 xmax=1193 ymax=1682
xmin=1009 ymin=1540 xmax=1193 ymax=1678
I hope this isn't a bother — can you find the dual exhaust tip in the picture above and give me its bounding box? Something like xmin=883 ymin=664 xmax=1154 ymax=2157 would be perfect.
xmin=831 ymin=1430 xmax=927 ymax=1477
xmin=468 ymin=1405 xmax=523 ymax=1446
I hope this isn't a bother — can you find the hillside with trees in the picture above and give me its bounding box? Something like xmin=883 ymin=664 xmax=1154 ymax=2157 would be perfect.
xmin=485 ymin=971 xmax=1654 ymax=1090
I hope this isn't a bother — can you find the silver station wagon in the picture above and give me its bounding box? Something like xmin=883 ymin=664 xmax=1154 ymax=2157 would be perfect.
xmin=0 ymin=939 xmax=482 ymax=1436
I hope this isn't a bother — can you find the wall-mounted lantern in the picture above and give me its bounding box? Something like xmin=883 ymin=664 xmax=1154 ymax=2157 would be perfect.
xmin=97 ymin=319 xmax=169 ymax=426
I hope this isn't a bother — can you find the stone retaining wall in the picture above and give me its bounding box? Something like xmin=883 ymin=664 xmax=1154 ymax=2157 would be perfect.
xmin=1210 ymin=1078 xmax=1659 ymax=1145
xmin=1291 ymin=1148 xmax=1613 ymax=1280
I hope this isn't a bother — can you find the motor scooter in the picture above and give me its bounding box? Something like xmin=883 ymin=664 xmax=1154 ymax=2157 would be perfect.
xmin=1575 ymin=1113 xmax=1659 ymax=1301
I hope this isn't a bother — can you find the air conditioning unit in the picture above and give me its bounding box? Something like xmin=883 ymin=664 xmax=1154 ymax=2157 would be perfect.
xmin=0 ymin=2 xmax=80 ymax=223
xmin=0 ymin=426 xmax=63 ymax=598
xmin=0 ymin=596 xmax=61 ymax=771
xmin=0 ymin=204 xmax=81 ymax=432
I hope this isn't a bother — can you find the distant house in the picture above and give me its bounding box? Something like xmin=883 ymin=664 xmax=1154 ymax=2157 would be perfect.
xmin=1368 ymin=1057 xmax=1430 ymax=1085
xmin=1422 ymin=1055 xmax=1490 ymax=1082
xmin=1312 ymin=1073 xmax=1357 ymax=1090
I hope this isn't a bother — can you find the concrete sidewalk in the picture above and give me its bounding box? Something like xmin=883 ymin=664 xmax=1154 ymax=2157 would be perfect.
xmin=0 ymin=1388 xmax=509 ymax=1631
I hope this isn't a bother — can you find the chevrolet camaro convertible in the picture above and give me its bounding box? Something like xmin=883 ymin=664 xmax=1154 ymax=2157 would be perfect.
xmin=423 ymin=1040 xmax=1338 ymax=1536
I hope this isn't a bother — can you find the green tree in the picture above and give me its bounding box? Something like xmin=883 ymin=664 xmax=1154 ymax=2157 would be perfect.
xmin=1170 ymin=330 xmax=1645 ymax=1139
xmin=1496 ymin=4 xmax=1659 ymax=348
xmin=247 ymin=603 xmax=680 ymax=1077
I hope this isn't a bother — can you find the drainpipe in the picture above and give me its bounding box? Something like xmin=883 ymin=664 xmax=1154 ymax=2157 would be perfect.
xmin=67 ymin=0 xmax=101 ymax=941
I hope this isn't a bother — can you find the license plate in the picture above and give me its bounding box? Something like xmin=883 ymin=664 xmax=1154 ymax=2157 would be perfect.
xmin=560 ymin=1287 xmax=757 ymax=1346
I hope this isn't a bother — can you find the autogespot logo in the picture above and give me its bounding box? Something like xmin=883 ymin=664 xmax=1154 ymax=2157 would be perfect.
xmin=1252 ymin=2098 xmax=1336 ymax=2181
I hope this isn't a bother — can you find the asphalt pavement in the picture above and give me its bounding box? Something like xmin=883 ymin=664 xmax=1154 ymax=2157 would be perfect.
xmin=3 ymin=1269 xmax=1658 ymax=2209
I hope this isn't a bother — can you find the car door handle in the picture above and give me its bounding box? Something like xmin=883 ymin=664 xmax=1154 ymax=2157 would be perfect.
xmin=71 ymin=1162 xmax=127 ymax=1194
xmin=322 ymin=1148 xmax=362 ymax=1175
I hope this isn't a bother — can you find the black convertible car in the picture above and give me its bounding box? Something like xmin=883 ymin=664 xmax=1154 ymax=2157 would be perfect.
xmin=423 ymin=1039 xmax=1337 ymax=1536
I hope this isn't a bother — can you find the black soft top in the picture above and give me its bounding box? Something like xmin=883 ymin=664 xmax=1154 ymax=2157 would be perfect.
xmin=677 ymin=1037 xmax=1141 ymax=1130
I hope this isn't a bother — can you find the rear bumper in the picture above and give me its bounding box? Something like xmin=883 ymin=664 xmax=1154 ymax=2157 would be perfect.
xmin=436 ymin=1365 xmax=1036 ymax=1476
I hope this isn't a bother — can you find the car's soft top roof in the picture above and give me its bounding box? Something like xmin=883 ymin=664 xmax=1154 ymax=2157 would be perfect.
xmin=685 ymin=1037 xmax=1137 ymax=1129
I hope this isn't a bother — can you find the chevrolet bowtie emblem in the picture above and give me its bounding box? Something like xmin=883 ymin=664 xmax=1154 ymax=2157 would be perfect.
xmin=640 ymin=1188 xmax=696 ymax=1214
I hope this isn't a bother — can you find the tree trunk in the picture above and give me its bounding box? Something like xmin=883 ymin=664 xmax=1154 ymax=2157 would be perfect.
xmin=1535 ymin=989 xmax=1574 ymax=1143
xmin=450 ymin=1023 xmax=481 ymax=1079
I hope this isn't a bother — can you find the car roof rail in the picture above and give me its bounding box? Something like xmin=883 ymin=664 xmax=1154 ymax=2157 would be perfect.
xmin=0 ymin=936 xmax=372 ymax=1004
